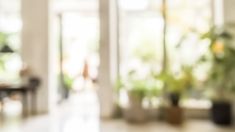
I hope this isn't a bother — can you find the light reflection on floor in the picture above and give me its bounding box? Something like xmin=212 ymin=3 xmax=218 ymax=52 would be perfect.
xmin=0 ymin=89 xmax=100 ymax=132
xmin=0 ymin=90 xmax=235 ymax=132
xmin=59 ymin=89 xmax=100 ymax=132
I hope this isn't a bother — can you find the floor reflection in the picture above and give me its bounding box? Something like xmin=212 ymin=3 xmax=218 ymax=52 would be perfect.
xmin=0 ymin=89 xmax=100 ymax=132
xmin=0 ymin=89 xmax=235 ymax=132
xmin=59 ymin=89 xmax=100 ymax=132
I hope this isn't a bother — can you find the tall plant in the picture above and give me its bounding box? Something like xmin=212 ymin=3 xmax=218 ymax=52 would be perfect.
xmin=161 ymin=0 xmax=168 ymax=74
xmin=201 ymin=26 xmax=235 ymax=100
xmin=158 ymin=0 xmax=170 ymax=106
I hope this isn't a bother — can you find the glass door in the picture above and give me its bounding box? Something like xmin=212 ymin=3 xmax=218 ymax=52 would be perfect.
xmin=53 ymin=0 xmax=99 ymax=100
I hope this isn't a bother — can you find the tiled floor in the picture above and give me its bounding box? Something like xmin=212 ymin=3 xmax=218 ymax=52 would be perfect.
xmin=0 ymin=90 xmax=234 ymax=132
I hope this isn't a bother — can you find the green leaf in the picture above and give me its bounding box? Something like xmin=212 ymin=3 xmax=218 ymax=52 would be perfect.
xmin=0 ymin=32 xmax=8 ymax=45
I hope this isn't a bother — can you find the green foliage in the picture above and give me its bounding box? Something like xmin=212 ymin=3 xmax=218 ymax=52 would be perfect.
xmin=200 ymin=26 xmax=235 ymax=99
xmin=0 ymin=32 xmax=8 ymax=45
xmin=63 ymin=74 xmax=74 ymax=90
xmin=145 ymin=79 xmax=163 ymax=98
xmin=115 ymin=78 xmax=124 ymax=93
xmin=159 ymin=66 xmax=194 ymax=94
xmin=126 ymin=79 xmax=163 ymax=100
xmin=117 ymin=70 xmax=163 ymax=99
xmin=201 ymin=26 xmax=232 ymax=44
xmin=0 ymin=32 xmax=9 ymax=72
xmin=127 ymin=79 xmax=149 ymax=99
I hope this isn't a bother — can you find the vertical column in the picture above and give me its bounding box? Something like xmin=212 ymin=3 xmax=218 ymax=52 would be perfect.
xmin=98 ymin=0 xmax=119 ymax=118
xmin=21 ymin=0 xmax=51 ymax=114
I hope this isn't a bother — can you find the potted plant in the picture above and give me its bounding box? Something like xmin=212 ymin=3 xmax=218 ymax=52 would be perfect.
xmin=160 ymin=66 xmax=194 ymax=124
xmin=118 ymin=70 xmax=162 ymax=123
xmin=122 ymin=78 xmax=148 ymax=123
xmin=201 ymin=26 xmax=235 ymax=125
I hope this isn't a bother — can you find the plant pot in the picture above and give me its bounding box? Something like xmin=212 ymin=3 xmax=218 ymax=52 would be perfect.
xmin=123 ymin=107 xmax=147 ymax=123
xmin=233 ymin=99 xmax=235 ymax=122
xmin=123 ymin=92 xmax=147 ymax=123
xmin=165 ymin=106 xmax=184 ymax=125
xmin=169 ymin=92 xmax=180 ymax=107
xmin=211 ymin=101 xmax=232 ymax=125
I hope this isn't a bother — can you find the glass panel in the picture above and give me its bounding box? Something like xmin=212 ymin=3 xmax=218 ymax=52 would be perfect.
xmin=0 ymin=0 xmax=22 ymax=83
xmin=166 ymin=0 xmax=212 ymax=99
xmin=118 ymin=0 xmax=212 ymax=108
xmin=62 ymin=12 xmax=99 ymax=87
xmin=54 ymin=0 xmax=99 ymax=93
xmin=119 ymin=0 xmax=164 ymax=80
xmin=167 ymin=0 xmax=212 ymax=67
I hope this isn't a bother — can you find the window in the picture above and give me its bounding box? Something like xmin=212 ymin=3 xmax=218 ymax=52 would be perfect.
xmin=0 ymin=0 xmax=22 ymax=83
xmin=118 ymin=0 xmax=212 ymax=108
xmin=119 ymin=0 xmax=164 ymax=79
xmin=118 ymin=0 xmax=212 ymax=78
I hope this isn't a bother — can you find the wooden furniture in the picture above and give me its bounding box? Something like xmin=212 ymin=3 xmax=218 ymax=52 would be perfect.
xmin=0 ymin=77 xmax=40 ymax=116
